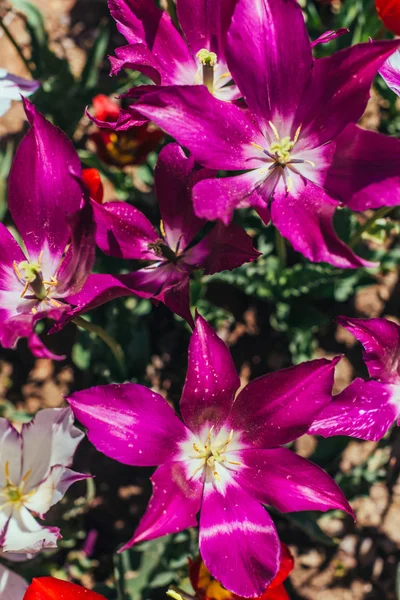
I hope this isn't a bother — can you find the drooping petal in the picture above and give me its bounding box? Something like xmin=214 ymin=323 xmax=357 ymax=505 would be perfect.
xmin=380 ymin=48 xmax=400 ymax=95
xmin=23 ymin=577 xmax=106 ymax=600
xmin=108 ymin=0 xmax=195 ymax=84
xmin=8 ymin=100 xmax=82 ymax=274
xmin=180 ymin=314 xmax=240 ymax=432
xmin=92 ymin=200 xmax=159 ymax=260
xmin=0 ymin=564 xmax=27 ymax=599
xmin=68 ymin=383 xmax=188 ymax=466
xmin=325 ymin=124 xmax=400 ymax=211
xmin=226 ymin=0 xmax=313 ymax=137
xmin=25 ymin=466 xmax=88 ymax=517
xmin=309 ymin=378 xmax=399 ymax=441
xmin=311 ymin=28 xmax=349 ymax=48
xmin=134 ymin=86 xmax=265 ymax=170
xmin=295 ymin=39 xmax=400 ymax=149
xmin=121 ymin=460 xmax=203 ymax=550
xmin=270 ymin=178 xmax=377 ymax=269
xmin=2 ymin=507 xmax=60 ymax=554
xmin=108 ymin=43 xmax=162 ymax=82
xmin=184 ymin=221 xmax=260 ymax=274
xmin=199 ymin=483 xmax=281 ymax=597
xmin=155 ymin=144 xmax=207 ymax=250
xmin=336 ymin=316 xmax=400 ymax=383
xmin=21 ymin=407 xmax=84 ymax=492
xmin=27 ymin=330 xmax=66 ymax=361
xmin=229 ymin=358 xmax=339 ymax=448
xmin=235 ymin=448 xmax=353 ymax=515
xmin=153 ymin=275 xmax=194 ymax=326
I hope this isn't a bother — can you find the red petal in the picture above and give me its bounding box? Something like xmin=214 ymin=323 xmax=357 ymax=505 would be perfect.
xmin=82 ymin=168 xmax=104 ymax=204
xmin=268 ymin=544 xmax=294 ymax=588
xmin=23 ymin=577 xmax=106 ymax=599
xmin=375 ymin=0 xmax=400 ymax=35
xmin=92 ymin=94 xmax=120 ymax=122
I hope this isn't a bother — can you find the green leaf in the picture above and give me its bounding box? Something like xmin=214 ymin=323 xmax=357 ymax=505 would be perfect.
xmin=80 ymin=22 xmax=110 ymax=90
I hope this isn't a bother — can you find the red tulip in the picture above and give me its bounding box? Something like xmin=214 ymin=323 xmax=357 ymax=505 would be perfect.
xmin=23 ymin=577 xmax=106 ymax=599
xmin=82 ymin=168 xmax=104 ymax=204
xmin=375 ymin=0 xmax=400 ymax=35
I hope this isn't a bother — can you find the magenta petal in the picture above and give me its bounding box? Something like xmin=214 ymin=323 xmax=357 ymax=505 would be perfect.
xmin=227 ymin=0 xmax=312 ymax=136
xmin=122 ymin=460 xmax=202 ymax=550
xmin=380 ymin=49 xmax=400 ymax=96
xmin=199 ymin=484 xmax=281 ymax=597
xmin=309 ymin=378 xmax=399 ymax=441
xmin=311 ymin=28 xmax=349 ymax=48
xmin=180 ymin=314 xmax=240 ymax=432
xmin=296 ymin=39 xmax=400 ymax=148
xmin=68 ymin=383 xmax=188 ymax=466
xmin=134 ymin=86 xmax=264 ymax=170
xmin=236 ymin=448 xmax=353 ymax=516
xmin=154 ymin=276 xmax=194 ymax=326
xmin=155 ymin=144 xmax=206 ymax=250
xmin=92 ymin=200 xmax=158 ymax=260
xmin=8 ymin=100 xmax=82 ymax=271
xmin=109 ymin=43 xmax=162 ymax=82
xmin=230 ymin=358 xmax=339 ymax=447
xmin=27 ymin=331 xmax=66 ymax=361
xmin=336 ymin=316 xmax=400 ymax=383
xmin=185 ymin=221 xmax=260 ymax=274
xmin=326 ymin=124 xmax=400 ymax=211
xmin=270 ymin=179 xmax=377 ymax=268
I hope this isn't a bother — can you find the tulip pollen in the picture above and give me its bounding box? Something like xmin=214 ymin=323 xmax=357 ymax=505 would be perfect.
xmin=0 ymin=461 xmax=34 ymax=509
xmin=190 ymin=427 xmax=241 ymax=481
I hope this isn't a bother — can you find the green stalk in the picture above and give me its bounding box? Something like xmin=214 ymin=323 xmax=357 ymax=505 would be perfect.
xmin=275 ymin=228 xmax=287 ymax=270
xmin=0 ymin=17 xmax=35 ymax=77
xmin=349 ymin=206 xmax=397 ymax=249
xmin=72 ymin=316 xmax=126 ymax=378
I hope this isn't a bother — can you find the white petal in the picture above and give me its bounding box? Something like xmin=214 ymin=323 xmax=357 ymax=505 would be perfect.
xmin=0 ymin=421 xmax=22 ymax=487
xmin=0 ymin=99 xmax=12 ymax=117
xmin=2 ymin=506 xmax=60 ymax=554
xmin=25 ymin=465 xmax=88 ymax=516
xmin=0 ymin=564 xmax=27 ymax=600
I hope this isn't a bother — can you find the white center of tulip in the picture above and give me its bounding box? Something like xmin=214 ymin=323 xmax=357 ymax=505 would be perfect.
xmin=12 ymin=250 xmax=61 ymax=313
xmin=0 ymin=461 xmax=34 ymax=509
xmin=190 ymin=427 xmax=241 ymax=481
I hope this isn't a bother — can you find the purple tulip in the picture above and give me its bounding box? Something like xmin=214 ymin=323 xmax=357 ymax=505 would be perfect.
xmin=0 ymin=100 xmax=143 ymax=358
xmin=67 ymin=143 xmax=259 ymax=326
xmin=68 ymin=315 xmax=353 ymax=597
xmin=380 ymin=49 xmax=400 ymax=96
xmin=310 ymin=316 xmax=400 ymax=442
xmin=132 ymin=0 xmax=400 ymax=268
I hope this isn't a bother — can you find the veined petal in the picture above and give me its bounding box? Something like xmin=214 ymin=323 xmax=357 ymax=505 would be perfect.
xmin=180 ymin=315 xmax=240 ymax=432
xmin=380 ymin=48 xmax=400 ymax=96
xmin=270 ymin=178 xmax=377 ymax=269
xmin=336 ymin=316 xmax=400 ymax=383
xmin=235 ymin=448 xmax=353 ymax=516
xmin=309 ymin=378 xmax=399 ymax=441
xmin=121 ymin=460 xmax=202 ymax=550
xmin=155 ymin=144 xmax=207 ymax=251
xmin=134 ymin=86 xmax=265 ymax=170
xmin=68 ymin=383 xmax=188 ymax=466
xmin=8 ymin=100 xmax=82 ymax=273
xmin=2 ymin=507 xmax=60 ymax=554
xmin=0 ymin=564 xmax=27 ymax=599
xmin=25 ymin=466 xmax=88 ymax=517
xmin=199 ymin=483 xmax=281 ymax=597
xmin=21 ymin=408 xmax=85 ymax=493
xmin=325 ymin=124 xmax=400 ymax=211
xmin=226 ymin=0 xmax=312 ymax=137
xmin=295 ymin=39 xmax=400 ymax=149
xmin=229 ymin=358 xmax=339 ymax=447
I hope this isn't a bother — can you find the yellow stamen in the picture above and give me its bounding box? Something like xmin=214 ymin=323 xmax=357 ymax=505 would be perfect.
xmin=20 ymin=281 xmax=30 ymax=299
xmin=21 ymin=469 xmax=32 ymax=483
xmin=160 ymin=220 xmax=166 ymax=238
xmin=268 ymin=121 xmax=280 ymax=141
xmin=251 ymin=142 xmax=264 ymax=152
xmin=293 ymin=124 xmax=302 ymax=144
xmin=304 ymin=159 xmax=316 ymax=167
xmin=31 ymin=307 xmax=37 ymax=315
xmin=286 ymin=175 xmax=293 ymax=193
xmin=213 ymin=471 xmax=220 ymax=481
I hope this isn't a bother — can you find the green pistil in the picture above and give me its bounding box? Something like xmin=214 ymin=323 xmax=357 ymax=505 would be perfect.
xmin=18 ymin=260 xmax=41 ymax=283
xmin=196 ymin=49 xmax=217 ymax=93
xmin=269 ymin=137 xmax=295 ymax=165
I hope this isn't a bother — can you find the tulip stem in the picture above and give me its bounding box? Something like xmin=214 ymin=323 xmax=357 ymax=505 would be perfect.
xmin=72 ymin=316 xmax=126 ymax=378
xmin=0 ymin=17 xmax=35 ymax=77
xmin=167 ymin=586 xmax=196 ymax=600
xmin=275 ymin=228 xmax=287 ymax=270
xmin=349 ymin=206 xmax=397 ymax=248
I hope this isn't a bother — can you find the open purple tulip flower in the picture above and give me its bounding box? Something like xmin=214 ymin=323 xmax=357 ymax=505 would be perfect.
xmin=91 ymin=0 xmax=240 ymax=131
xmin=75 ymin=143 xmax=259 ymax=325
xmin=380 ymin=49 xmax=400 ymax=96
xmin=69 ymin=314 xmax=353 ymax=597
xmin=132 ymin=0 xmax=400 ymax=268
xmin=310 ymin=316 xmax=400 ymax=442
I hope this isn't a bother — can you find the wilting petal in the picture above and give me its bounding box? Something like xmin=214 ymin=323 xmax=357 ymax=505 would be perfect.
xmin=8 ymin=100 xmax=82 ymax=274
xmin=92 ymin=201 xmax=158 ymax=260
xmin=2 ymin=507 xmax=60 ymax=554
xmin=0 ymin=564 xmax=27 ymax=599
xmin=27 ymin=330 xmax=66 ymax=361
xmin=23 ymin=577 xmax=106 ymax=600
xmin=380 ymin=48 xmax=400 ymax=95
xmin=180 ymin=315 xmax=240 ymax=432
xmin=235 ymin=448 xmax=353 ymax=515
xmin=69 ymin=383 xmax=188 ymax=466
xmin=309 ymin=378 xmax=399 ymax=441
xmin=154 ymin=276 xmax=194 ymax=326
xmin=21 ymin=407 xmax=84 ymax=493
xmin=184 ymin=221 xmax=260 ymax=273
xmin=122 ymin=460 xmax=202 ymax=550
xmin=326 ymin=124 xmax=400 ymax=211
xmin=311 ymin=28 xmax=349 ymax=48
xmin=109 ymin=43 xmax=162 ymax=82
xmin=270 ymin=179 xmax=377 ymax=268
xmin=226 ymin=0 xmax=312 ymax=137
xmin=134 ymin=86 xmax=265 ymax=170
xmin=230 ymin=358 xmax=339 ymax=447
xmin=155 ymin=144 xmax=207 ymax=250
xmin=199 ymin=483 xmax=281 ymax=597
xmin=193 ymin=169 xmax=268 ymax=225
xmin=25 ymin=466 xmax=88 ymax=518
xmin=295 ymin=39 xmax=400 ymax=149
xmin=108 ymin=0 xmax=194 ymax=84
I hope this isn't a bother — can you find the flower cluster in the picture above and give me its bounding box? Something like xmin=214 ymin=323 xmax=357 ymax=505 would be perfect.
xmin=1 ymin=0 xmax=400 ymax=596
